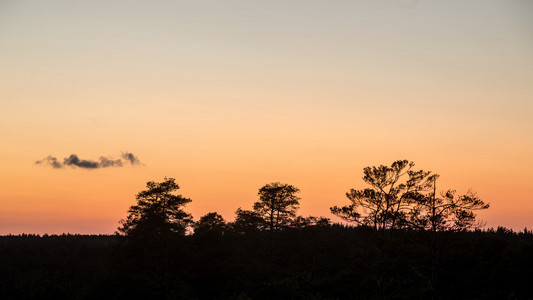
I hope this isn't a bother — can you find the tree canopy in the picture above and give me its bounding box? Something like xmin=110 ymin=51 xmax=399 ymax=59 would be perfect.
xmin=331 ymin=160 xmax=436 ymax=231
xmin=117 ymin=177 xmax=192 ymax=237
xmin=231 ymin=208 xmax=265 ymax=234
xmin=408 ymin=181 xmax=490 ymax=232
xmin=254 ymin=182 xmax=301 ymax=231
xmin=330 ymin=160 xmax=489 ymax=232
xmin=2 ymin=166 xmax=504 ymax=299
xmin=194 ymin=212 xmax=227 ymax=236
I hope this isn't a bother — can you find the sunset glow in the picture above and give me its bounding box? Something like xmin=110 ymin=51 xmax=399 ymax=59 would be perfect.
xmin=1 ymin=0 xmax=532 ymax=234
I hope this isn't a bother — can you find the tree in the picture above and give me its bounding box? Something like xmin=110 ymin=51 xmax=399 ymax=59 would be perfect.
xmin=330 ymin=160 xmax=490 ymax=298
xmin=330 ymin=160 xmax=436 ymax=233
xmin=117 ymin=177 xmax=193 ymax=237
xmin=254 ymin=182 xmax=301 ymax=231
xmin=194 ymin=212 xmax=227 ymax=237
xmin=230 ymin=208 xmax=265 ymax=234
xmin=408 ymin=176 xmax=490 ymax=232
xmin=407 ymin=176 xmax=489 ymax=298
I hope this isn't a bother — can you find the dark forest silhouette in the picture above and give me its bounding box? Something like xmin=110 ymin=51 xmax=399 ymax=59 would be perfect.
xmin=1 ymin=160 xmax=532 ymax=299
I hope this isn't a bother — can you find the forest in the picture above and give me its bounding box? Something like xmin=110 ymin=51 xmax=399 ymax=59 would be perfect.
xmin=1 ymin=160 xmax=532 ymax=299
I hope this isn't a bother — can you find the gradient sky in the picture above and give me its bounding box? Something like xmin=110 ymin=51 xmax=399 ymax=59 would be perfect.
xmin=1 ymin=0 xmax=532 ymax=234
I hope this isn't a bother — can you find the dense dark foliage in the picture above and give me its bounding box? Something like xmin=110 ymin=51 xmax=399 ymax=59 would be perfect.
xmin=118 ymin=177 xmax=192 ymax=236
xmin=0 ymin=165 xmax=517 ymax=299
xmin=254 ymin=182 xmax=301 ymax=231
xmin=1 ymin=227 xmax=532 ymax=299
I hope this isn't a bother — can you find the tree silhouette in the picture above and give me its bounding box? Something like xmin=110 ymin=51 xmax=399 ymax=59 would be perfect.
xmin=194 ymin=212 xmax=227 ymax=236
xmin=230 ymin=208 xmax=265 ymax=234
xmin=408 ymin=176 xmax=490 ymax=232
xmin=254 ymin=182 xmax=300 ymax=231
xmin=117 ymin=177 xmax=193 ymax=237
xmin=406 ymin=176 xmax=490 ymax=296
xmin=330 ymin=160 xmax=436 ymax=233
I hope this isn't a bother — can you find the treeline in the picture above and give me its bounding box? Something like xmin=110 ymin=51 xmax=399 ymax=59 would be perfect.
xmin=1 ymin=160 xmax=531 ymax=299
xmin=117 ymin=160 xmax=490 ymax=239
xmin=1 ymin=227 xmax=533 ymax=299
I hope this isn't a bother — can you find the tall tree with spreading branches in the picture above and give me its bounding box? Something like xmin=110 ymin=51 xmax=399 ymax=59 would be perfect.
xmin=408 ymin=176 xmax=489 ymax=232
xmin=331 ymin=160 xmax=436 ymax=233
xmin=118 ymin=177 xmax=193 ymax=237
xmin=254 ymin=182 xmax=300 ymax=231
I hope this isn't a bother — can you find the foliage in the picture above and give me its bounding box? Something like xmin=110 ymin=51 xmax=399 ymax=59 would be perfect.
xmin=254 ymin=182 xmax=301 ymax=231
xmin=409 ymin=184 xmax=490 ymax=232
xmin=2 ymin=228 xmax=532 ymax=299
xmin=1 ymin=167 xmax=498 ymax=298
xmin=230 ymin=208 xmax=265 ymax=234
xmin=330 ymin=161 xmax=491 ymax=297
xmin=117 ymin=177 xmax=192 ymax=237
xmin=330 ymin=160 xmax=489 ymax=234
xmin=330 ymin=160 xmax=436 ymax=231
xmin=194 ymin=212 xmax=227 ymax=236
xmin=290 ymin=216 xmax=331 ymax=228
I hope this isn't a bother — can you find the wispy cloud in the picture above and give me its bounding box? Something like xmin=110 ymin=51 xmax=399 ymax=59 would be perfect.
xmin=121 ymin=152 xmax=141 ymax=166
xmin=35 ymin=152 xmax=143 ymax=169
xmin=35 ymin=155 xmax=63 ymax=169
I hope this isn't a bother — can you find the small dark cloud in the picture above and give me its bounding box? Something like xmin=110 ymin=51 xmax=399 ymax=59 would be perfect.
xmin=121 ymin=152 xmax=142 ymax=166
xmin=35 ymin=156 xmax=62 ymax=169
xmin=64 ymin=154 xmax=99 ymax=169
xmin=100 ymin=156 xmax=123 ymax=168
xmin=35 ymin=152 xmax=143 ymax=169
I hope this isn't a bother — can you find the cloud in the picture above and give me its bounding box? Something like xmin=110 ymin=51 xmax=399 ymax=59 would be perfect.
xmin=63 ymin=154 xmax=99 ymax=169
xmin=35 ymin=156 xmax=62 ymax=169
xmin=99 ymin=156 xmax=123 ymax=168
xmin=121 ymin=152 xmax=142 ymax=166
xmin=35 ymin=152 xmax=142 ymax=169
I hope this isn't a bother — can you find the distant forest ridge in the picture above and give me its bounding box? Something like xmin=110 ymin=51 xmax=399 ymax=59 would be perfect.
xmin=1 ymin=226 xmax=532 ymax=299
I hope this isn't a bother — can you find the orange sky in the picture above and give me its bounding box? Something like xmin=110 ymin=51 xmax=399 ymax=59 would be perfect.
xmin=1 ymin=0 xmax=532 ymax=234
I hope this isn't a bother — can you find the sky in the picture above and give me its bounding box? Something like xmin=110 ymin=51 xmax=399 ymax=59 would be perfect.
xmin=1 ymin=0 xmax=532 ymax=234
